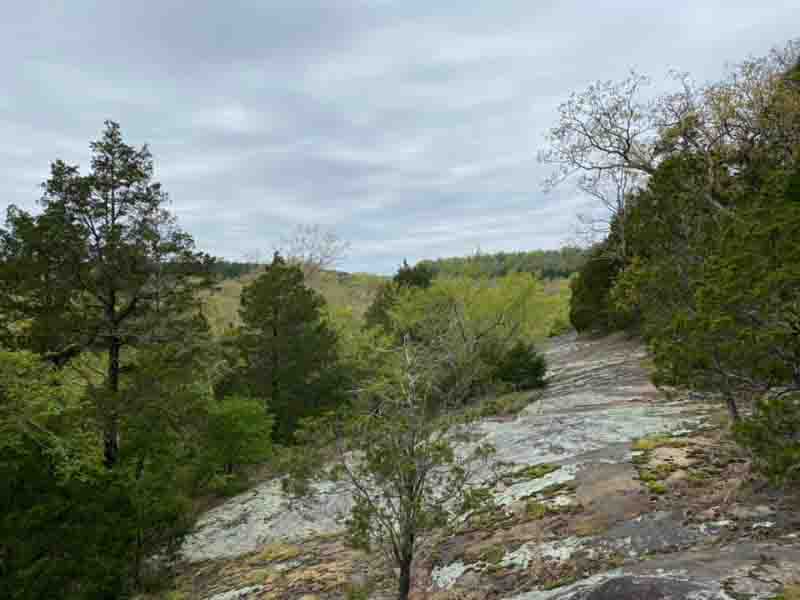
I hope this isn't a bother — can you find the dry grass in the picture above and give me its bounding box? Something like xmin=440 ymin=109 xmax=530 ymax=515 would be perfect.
xmin=775 ymin=584 xmax=800 ymax=599
xmin=202 ymin=270 xmax=386 ymax=336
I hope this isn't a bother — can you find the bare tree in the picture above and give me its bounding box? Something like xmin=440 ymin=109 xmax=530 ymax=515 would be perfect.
xmin=275 ymin=224 xmax=350 ymax=281
xmin=542 ymin=40 xmax=800 ymax=231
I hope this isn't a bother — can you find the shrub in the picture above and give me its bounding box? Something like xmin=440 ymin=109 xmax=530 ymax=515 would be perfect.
xmin=735 ymin=394 xmax=800 ymax=486
xmin=568 ymin=245 xmax=624 ymax=333
xmin=492 ymin=341 xmax=547 ymax=391
xmin=740 ymin=395 xmax=800 ymax=475
xmin=547 ymin=316 xmax=571 ymax=337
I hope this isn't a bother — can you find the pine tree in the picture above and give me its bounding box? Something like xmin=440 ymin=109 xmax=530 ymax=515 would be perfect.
xmin=0 ymin=121 xmax=212 ymax=467
xmin=238 ymin=252 xmax=342 ymax=441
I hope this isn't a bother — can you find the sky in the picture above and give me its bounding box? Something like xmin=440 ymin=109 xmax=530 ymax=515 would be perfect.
xmin=2 ymin=2 xmax=797 ymax=273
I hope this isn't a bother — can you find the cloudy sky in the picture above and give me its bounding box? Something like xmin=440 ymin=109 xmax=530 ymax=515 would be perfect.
xmin=2 ymin=2 xmax=796 ymax=272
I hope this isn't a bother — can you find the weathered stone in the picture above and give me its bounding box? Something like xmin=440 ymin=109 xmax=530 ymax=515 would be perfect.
xmin=575 ymin=576 xmax=713 ymax=599
xmin=207 ymin=585 xmax=265 ymax=600
xmin=729 ymin=504 xmax=775 ymax=520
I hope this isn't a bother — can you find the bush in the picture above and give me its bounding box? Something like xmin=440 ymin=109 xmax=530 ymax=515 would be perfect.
xmin=547 ymin=316 xmax=571 ymax=337
xmin=492 ymin=341 xmax=547 ymax=391
xmin=735 ymin=394 xmax=800 ymax=486
xmin=202 ymin=395 xmax=273 ymax=477
xmin=568 ymin=244 xmax=624 ymax=332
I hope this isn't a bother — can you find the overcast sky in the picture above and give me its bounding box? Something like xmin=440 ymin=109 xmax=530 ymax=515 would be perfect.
xmin=2 ymin=2 xmax=796 ymax=273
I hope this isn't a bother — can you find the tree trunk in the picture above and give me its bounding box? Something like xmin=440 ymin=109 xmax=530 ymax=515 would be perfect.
xmin=397 ymin=532 xmax=415 ymax=600
xmin=104 ymin=336 xmax=121 ymax=468
xmin=725 ymin=392 xmax=740 ymax=424
xmin=398 ymin=557 xmax=412 ymax=600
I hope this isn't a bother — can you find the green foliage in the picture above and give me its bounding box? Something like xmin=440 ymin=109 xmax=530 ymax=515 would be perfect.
xmin=568 ymin=242 xmax=624 ymax=332
xmin=547 ymin=315 xmax=572 ymax=337
xmin=210 ymin=261 xmax=258 ymax=280
xmin=393 ymin=259 xmax=434 ymax=289
xmin=285 ymin=337 xmax=496 ymax=600
xmin=564 ymin=43 xmax=800 ymax=431
xmin=386 ymin=274 xmax=547 ymax=406
xmin=237 ymin=253 xmax=344 ymax=442
xmin=473 ymin=390 xmax=542 ymax=418
xmin=364 ymin=260 xmax=433 ymax=331
xmin=524 ymin=500 xmax=549 ymax=519
xmin=735 ymin=395 xmax=800 ymax=486
xmin=0 ymin=349 xmax=194 ymax=598
xmin=491 ymin=341 xmax=547 ymax=391
xmin=420 ymin=247 xmax=587 ymax=280
xmin=203 ymin=269 xmax=385 ymax=336
xmin=364 ymin=280 xmax=399 ymax=331
xmin=201 ymin=395 xmax=273 ymax=478
xmin=0 ymin=124 xmax=271 ymax=598
xmin=0 ymin=121 xmax=213 ymax=467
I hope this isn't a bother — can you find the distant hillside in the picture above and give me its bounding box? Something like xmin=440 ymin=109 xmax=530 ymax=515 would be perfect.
xmin=419 ymin=247 xmax=586 ymax=280
xmin=202 ymin=268 xmax=386 ymax=335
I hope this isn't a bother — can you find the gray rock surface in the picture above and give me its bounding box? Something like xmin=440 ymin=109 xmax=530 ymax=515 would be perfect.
xmin=181 ymin=333 xmax=710 ymax=563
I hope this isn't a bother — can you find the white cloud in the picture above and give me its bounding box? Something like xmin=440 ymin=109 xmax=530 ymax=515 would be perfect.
xmin=1 ymin=1 xmax=797 ymax=271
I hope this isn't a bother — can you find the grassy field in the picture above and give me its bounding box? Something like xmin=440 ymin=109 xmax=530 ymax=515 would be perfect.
xmin=202 ymin=269 xmax=387 ymax=336
xmin=203 ymin=269 xmax=572 ymax=340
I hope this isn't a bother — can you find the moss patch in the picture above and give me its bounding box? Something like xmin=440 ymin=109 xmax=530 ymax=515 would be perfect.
xmin=503 ymin=463 xmax=559 ymax=484
xmin=632 ymin=435 xmax=688 ymax=452
xmin=525 ymin=500 xmax=549 ymax=519
xmin=480 ymin=545 xmax=506 ymax=564
xmin=646 ymin=481 xmax=668 ymax=495
xmin=254 ymin=543 xmax=302 ymax=563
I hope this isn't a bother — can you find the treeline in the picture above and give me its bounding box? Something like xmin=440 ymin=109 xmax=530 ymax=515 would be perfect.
xmin=0 ymin=124 xmax=554 ymax=600
xmin=210 ymin=261 xmax=258 ymax=280
xmin=419 ymin=247 xmax=586 ymax=280
xmin=559 ymin=40 xmax=800 ymax=483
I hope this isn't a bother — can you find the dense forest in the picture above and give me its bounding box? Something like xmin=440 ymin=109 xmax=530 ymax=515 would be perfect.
xmin=561 ymin=42 xmax=800 ymax=484
xmin=419 ymin=247 xmax=587 ymax=280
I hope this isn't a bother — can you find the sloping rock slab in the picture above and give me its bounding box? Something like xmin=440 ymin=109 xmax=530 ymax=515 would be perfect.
xmin=564 ymin=575 xmax=720 ymax=599
xmin=513 ymin=573 xmax=728 ymax=600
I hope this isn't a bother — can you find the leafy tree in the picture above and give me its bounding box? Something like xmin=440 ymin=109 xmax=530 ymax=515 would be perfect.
xmin=576 ymin=42 xmax=800 ymax=427
xmin=0 ymin=121 xmax=213 ymax=467
xmin=364 ymin=280 xmax=400 ymax=331
xmin=388 ymin=274 xmax=546 ymax=405
xmin=202 ymin=394 xmax=273 ymax=477
xmin=287 ymin=336 xmax=496 ymax=600
xmin=394 ymin=259 xmax=433 ymax=289
xmin=237 ymin=252 xmax=343 ymax=442
xmin=420 ymin=247 xmax=586 ymax=280
xmin=365 ymin=260 xmax=434 ymax=331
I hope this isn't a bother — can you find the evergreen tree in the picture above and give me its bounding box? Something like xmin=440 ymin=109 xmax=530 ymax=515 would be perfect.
xmin=0 ymin=121 xmax=213 ymax=467
xmin=238 ymin=252 xmax=342 ymax=442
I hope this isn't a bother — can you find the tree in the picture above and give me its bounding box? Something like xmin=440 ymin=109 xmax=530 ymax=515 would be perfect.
xmin=0 ymin=121 xmax=213 ymax=467
xmin=394 ymin=259 xmax=434 ymax=289
xmin=365 ymin=260 xmax=434 ymax=332
xmin=542 ymin=40 xmax=800 ymax=248
xmin=202 ymin=395 xmax=273 ymax=477
xmin=388 ymin=273 xmax=546 ymax=406
xmin=276 ymin=224 xmax=350 ymax=282
xmin=237 ymin=252 xmax=343 ymax=441
xmin=568 ymin=241 xmax=625 ymax=332
xmin=598 ymin=44 xmax=800 ymax=422
xmin=287 ymin=335 xmax=495 ymax=600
